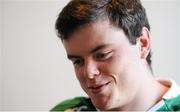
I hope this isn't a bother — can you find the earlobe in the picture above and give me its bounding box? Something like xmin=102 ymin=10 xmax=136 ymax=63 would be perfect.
xmin=139 ymin=27 xmax=151 ymax=59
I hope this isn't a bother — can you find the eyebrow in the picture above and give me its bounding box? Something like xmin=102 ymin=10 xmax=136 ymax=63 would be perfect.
xmin=67 ymin=55 xmax=81 ymax=60
xmin=67 ymin=44 xmax=109 ymax=60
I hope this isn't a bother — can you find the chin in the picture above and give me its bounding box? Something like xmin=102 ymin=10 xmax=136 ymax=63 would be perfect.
xmin=95 ymin=103 xmax=121 ymax=111
xmin=96 ymin=105 xmax=115 ymax=111
xmin=91 ymin=98 xmax=113 ymax=111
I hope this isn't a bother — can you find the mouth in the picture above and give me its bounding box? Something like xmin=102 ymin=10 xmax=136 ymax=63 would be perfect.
xmin=88 ymin=82 xmax=111 ymax=94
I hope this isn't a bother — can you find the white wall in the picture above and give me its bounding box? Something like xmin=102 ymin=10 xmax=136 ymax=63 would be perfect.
xmin=0 ymin=0 xmax=2 ymax=110
xmin=1 ymin=0 xmax=180 ymax=111
xmin=179 ymin=1 xmax=180 ymax=83
xmin=2 ymin=0 xmax=85 ymax=111
xmin=178 ymin=1 xmax=180 ymax=86
xmin=142 ymin=0 xmax=180 ymax=84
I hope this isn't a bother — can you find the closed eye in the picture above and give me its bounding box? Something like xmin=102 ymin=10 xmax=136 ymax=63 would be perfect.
xmin=71 ymin=58 xmax=84 ymax=66
xmin=94 ymin=51 xmax=113 ymax=61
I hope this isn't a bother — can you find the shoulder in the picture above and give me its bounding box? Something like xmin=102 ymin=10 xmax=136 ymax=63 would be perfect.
xmin=50 ymin=96 xmax=96 ymax=111
xmin=157 ymin=94 xmax=180 ymax=111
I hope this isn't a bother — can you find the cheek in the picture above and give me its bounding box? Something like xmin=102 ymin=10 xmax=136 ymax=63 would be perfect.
xmin=74 ymin=68 xmax=86 ymax=84
xmin=74 ymin=69 xmax=90 ymax=94
xmin=110 ymin=55 xmax=141 ymax=90
xmin=103 ymin=55 xmax=124 ymax=74
xmin=100 ymin=53 xmax=132 ymax=85
xmin=75 ymin=68 xmax=81 ymax=79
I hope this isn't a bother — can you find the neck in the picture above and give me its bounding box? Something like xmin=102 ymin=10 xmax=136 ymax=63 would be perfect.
xmin=134 ymin=78 xmax=168 ymax=110
xmin=121 ymin=71 xmax=169 ymax=111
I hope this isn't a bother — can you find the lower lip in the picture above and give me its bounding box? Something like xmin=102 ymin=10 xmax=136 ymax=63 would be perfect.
xmin=90 ymin=82 xmax=110 ymax=94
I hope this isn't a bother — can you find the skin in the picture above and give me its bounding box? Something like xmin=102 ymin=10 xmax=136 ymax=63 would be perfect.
xmin=63 ymin=20 xmax=169 ymax=111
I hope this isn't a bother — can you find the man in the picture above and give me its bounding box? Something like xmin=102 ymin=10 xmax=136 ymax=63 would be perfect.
xmin=51 ymin=0 xmax=180 ymax=111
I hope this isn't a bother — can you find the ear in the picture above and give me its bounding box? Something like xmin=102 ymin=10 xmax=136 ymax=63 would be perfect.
xmin=137 ymin=27 xmax=151 ymax=59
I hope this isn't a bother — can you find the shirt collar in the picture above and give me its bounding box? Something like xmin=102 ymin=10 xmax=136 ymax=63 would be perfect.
xmin=157 ymin=78 xmax=180 ymax=99
xmin=148 ymin=78 xmax=180 ymax=111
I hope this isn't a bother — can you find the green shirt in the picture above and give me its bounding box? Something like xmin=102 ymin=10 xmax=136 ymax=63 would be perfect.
xmin=50 ymin=97 xmax=96 ymax=111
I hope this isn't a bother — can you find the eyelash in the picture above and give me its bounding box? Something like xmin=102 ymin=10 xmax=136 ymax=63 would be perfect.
xmin=94 ymin=51 xmax=112 ymax=61
xmin=73 ymin=59 xmax=84 ymax=66
xmin=72 ymin=51 xmax=113 ymax=66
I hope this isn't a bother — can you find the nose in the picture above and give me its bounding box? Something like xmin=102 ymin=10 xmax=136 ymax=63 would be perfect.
xmin=83 ymin=60 xmax=100 ymax=79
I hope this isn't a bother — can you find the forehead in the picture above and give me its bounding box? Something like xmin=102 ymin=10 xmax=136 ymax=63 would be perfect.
xmin=63 ymin=20 xmax=130 ymax=55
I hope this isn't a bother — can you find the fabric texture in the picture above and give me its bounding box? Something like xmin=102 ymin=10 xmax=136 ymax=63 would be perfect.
xmin=157 ymin=95 xmax=180 ymax=111
xmin=50 ymin=97 xmax=96 ymax=111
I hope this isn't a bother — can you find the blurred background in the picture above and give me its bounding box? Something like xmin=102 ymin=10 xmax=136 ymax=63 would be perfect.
xmin=0 ymin=0 xmax=179 ymax=111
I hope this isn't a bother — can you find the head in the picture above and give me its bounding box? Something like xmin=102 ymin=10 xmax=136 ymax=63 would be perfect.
xmin=56 ymin=0 xmax=152 ymax=110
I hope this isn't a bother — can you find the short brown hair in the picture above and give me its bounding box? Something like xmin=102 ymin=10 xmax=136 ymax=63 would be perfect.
xmin=55 ymin=0 xmax=152 ymax=71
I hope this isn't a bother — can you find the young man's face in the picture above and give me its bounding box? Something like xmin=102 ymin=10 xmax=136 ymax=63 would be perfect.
xmin=63 ymin=20 xmax=144 ymax=110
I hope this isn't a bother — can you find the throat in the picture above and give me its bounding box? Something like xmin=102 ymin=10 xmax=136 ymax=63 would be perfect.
xmin=120 ymin=80 xmax=169 ymax=111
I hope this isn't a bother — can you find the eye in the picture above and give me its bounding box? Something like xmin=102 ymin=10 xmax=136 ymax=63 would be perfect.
xmin=72 ymin=58 xmax=84 ymax=66
xmin=94 ymin=51 xmax=112 ymax=61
